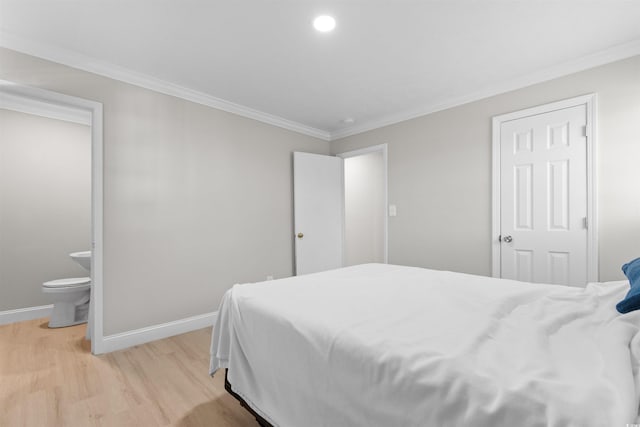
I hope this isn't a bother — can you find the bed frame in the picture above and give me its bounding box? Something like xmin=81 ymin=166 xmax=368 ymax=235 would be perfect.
xmin=224 ymin=369 xmax=275 ymax=427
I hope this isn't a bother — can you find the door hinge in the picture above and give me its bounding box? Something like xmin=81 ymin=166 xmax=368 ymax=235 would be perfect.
xmin=582 ymin=125 xmax=588 ymax=138
xmin=498 ymin=235 xmax=502 ymax=242
xmin=583 ymin=217 xmax=588 ymax=229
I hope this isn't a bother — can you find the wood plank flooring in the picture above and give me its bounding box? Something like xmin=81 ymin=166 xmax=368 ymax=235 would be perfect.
xmin=0 ymin=318 xmax=257 ymax=427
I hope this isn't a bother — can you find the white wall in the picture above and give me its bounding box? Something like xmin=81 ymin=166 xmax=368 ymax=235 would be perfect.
xmin=344 ymin=151 xmax=385 ymax=266
xmin=332 ymin=55 xmax=640 ymax=281
xmin=0 ymin=109 xmax=91 ymax=311
xmin=0 ymin=47 xmax=330 ymax=335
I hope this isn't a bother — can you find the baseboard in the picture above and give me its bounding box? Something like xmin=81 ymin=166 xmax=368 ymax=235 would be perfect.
xmin=101 ymin=311 xmax=218 ymax=353
xmin=0 ymin=304 xmax=53 ymax=326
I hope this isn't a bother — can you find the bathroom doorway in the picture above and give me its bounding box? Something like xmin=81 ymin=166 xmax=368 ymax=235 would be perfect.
xmin=0 ymin=81 xmax=104 ymax=354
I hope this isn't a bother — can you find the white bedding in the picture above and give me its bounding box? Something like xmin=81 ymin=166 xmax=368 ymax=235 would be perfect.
xmin=210 ymin=263 xmax=640 ymax=427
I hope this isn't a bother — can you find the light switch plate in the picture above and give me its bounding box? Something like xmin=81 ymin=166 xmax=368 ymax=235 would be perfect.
xmin=389 ymin=205 xmax=397 ymax=217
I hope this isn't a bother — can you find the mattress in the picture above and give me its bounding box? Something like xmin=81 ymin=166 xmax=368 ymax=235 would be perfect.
xmin=210 ymin=263 xmax=640 ymax=427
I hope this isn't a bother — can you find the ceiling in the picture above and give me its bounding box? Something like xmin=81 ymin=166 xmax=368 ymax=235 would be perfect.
xmin=2 ymin=1 xmax=640 ymax=140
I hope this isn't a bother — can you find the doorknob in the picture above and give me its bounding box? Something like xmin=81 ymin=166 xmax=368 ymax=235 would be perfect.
xmin=502 ymin=235 xmax=513 ymax=243
xmin=297 ymin=232 xmax=304 ymax=239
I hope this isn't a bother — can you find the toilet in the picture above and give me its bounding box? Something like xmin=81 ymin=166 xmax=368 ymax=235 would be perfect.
xmin=42 ymin=277 xmax=91 ymax=328
xmin=43 ymin=251 xmax=92 ymax=328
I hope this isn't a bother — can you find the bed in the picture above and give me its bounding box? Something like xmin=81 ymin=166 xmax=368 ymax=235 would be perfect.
xmin=210 ymin=263 xmax=640 ymax=426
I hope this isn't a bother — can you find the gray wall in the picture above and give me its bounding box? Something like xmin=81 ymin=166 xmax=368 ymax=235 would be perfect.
xmin=332 ymin=55 xmax=640 ymax=282
xmin=0 ymin=47 xmax=329 ymax=335
xmin=2 ymin=45 xmax=637 ymax=335
xmin=0 ymin=109 xmax=91 ymax=311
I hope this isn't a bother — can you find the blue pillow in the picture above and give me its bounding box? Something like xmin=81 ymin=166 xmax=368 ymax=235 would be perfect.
xmin=616 ymin=258 xmax=640 ymax=314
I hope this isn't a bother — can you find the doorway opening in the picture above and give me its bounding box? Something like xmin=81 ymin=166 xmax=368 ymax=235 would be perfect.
xmin=0 ymin=80 xmax=104 ymax=353
xmin=292 ymin=144 xmax=388 ymax=275
xmin=338 ymin=144 xmax=388 ymax=266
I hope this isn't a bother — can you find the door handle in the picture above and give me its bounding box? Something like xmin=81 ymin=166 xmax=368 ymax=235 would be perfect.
xmin=297 ymin=232 xmax=304 ymax=239
xmin=502 ymin=235 xmax=513 ymax=243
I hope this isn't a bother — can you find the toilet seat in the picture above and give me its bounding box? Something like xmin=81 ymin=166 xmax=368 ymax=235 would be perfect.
xmin=43 ymin=277 xmax=91 ymax=289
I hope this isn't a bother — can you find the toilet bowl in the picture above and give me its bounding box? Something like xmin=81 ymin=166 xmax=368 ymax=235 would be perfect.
xmin=42 ymin=277 xmax=91 ymax=328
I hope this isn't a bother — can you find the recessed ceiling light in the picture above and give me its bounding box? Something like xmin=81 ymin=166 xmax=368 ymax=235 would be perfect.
xmin=342 ymin=118 xmax=355 ymax=124
xmin=313 ymin=15 xmax=336 ymax=32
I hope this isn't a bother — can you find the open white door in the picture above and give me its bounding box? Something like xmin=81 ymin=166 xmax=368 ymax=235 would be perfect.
xmin=293 ymin=152 xmax=344 ymax=275
xmin=496 ymin=100 xmax=594 ymax=286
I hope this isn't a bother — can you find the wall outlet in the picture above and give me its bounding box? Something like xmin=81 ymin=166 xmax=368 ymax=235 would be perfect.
xmin=266 ymin=275 xmax=274 ymax=281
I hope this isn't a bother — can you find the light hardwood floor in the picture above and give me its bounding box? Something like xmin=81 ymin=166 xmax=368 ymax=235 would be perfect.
xmin=0 ymin=318 xmax=257 ymax=427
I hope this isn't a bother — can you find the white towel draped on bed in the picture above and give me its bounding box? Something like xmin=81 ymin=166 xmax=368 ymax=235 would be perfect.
xmin=211 ymin=263 xmax=640 ymax=427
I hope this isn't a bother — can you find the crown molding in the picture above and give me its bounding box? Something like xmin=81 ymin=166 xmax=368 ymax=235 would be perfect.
xmin=330 ymin=38 xmax=640 ymax=141
xmin=0 ymin=31 xmax=331 ymax=141
xmin=0 ymin=91 xmax=91 ymax=125
xmin=3 ymin=31 xmax=639 ymax=143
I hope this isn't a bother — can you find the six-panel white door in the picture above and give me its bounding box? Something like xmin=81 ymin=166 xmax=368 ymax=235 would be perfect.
xmin=293 ymin=152 xmax=344 ymax=275
xmin=500 ymin=104 xmax=588 ymax=286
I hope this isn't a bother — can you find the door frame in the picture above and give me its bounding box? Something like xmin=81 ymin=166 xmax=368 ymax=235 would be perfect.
xmin=336 ymin=143 xmax=389 ymax=264
xmin=0 ymin=80 xmax=105 ymax=354
xmin=491 ymin=94 xmax=598 ymax=282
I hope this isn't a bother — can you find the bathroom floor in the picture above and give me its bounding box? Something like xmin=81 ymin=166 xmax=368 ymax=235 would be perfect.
xmin=0 ymin=319 xmax=256 ymax=426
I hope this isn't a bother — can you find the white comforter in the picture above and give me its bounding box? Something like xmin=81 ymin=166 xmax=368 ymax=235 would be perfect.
xmin=210 ymin=263 xmax=640 ymax=427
